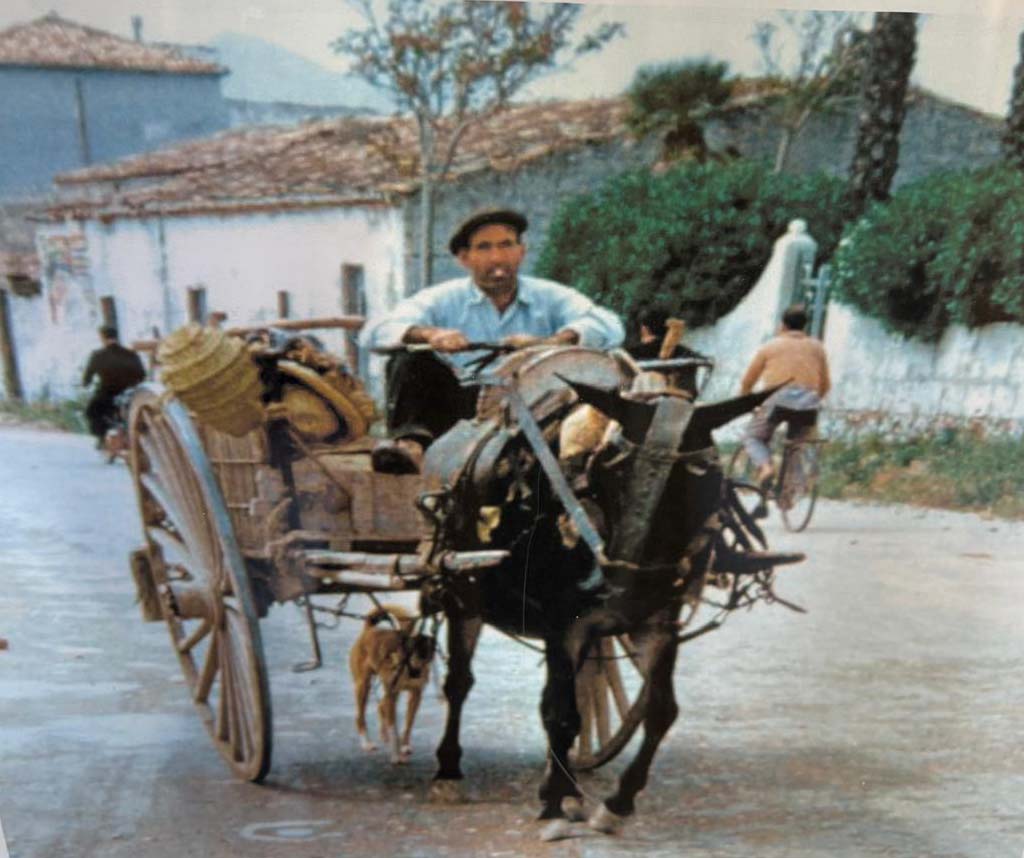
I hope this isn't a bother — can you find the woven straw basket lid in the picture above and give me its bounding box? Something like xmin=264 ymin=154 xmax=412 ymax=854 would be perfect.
xmin=158 ymin=324 xmax=247 ymax=392
xmin=157 ymin=323 xmax=265 ymax=437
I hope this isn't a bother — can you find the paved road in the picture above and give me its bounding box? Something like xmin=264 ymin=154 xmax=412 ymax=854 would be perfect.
xmin=1 ymin=426 xmax=1022 ymax=858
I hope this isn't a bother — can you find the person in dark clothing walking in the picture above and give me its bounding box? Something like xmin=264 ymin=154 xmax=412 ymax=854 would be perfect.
xmin=82 ymin=326 xmax=145 ymax=447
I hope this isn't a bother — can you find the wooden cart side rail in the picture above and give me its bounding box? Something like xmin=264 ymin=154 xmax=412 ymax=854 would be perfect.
xmin=131 ymin=315 xmax=366 ymax=352
xmin=197 ymin=423 xmax=273 ymax=554
xmin=225 ymin=316 xmax=365 ymax=336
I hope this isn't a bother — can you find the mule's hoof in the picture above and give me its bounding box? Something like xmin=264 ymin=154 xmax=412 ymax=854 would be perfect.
xmin=588 ymin=803 xmax=626 ymax=835
xmin=390 ymin=753 xmax=409 ymax=766
xmin=562 ymin=796 xmax=586 ymax=822
xmin=540 ymin=819 xmax=574 ymax=842
xmin=428 ymin=779 xmax=464 ymax=804
xmin=360 ymin=740 xmax=378 ymax=753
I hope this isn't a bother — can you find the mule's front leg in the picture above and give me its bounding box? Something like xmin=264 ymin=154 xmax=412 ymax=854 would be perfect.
xmin=592 ymin=635 xmax=679 ymax=832
xmin=537 ymin=637 xmax=583 ymax=821
xmin=431 ymin=613 xmax=482 ymax=799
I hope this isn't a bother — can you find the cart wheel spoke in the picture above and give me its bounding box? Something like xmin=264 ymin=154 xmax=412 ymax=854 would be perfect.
xmin=195 ymin=630 xmax=220 ymax=703
xmin=602 ymin=640 xmax=631 ymax=721
xmin=216 ymin=639 xmax=230 ymax=744
xmin=146 ymin=521 xmax=192 ymax=564
xmin=138 ymin=470 xmax=191 ymax=541
xmin=178 ymin=618 xmax=213 ymax=656
xmin=575 ymin=659 xmax=595 ymax=759
xmin=592 ymin=667 xmax=611 ymax=746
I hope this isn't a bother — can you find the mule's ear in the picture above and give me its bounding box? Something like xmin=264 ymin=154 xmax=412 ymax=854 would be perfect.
xmin=555 ymin=375 xmax=654 ymax=444
xmin=690 ymin=384 xmax=785 ymax=434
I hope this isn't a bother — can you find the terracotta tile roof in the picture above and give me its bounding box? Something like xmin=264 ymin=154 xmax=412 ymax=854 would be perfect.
xmin=0 ymin=13 xmax=224 ymax=75
xmin=48 ymin=98 xmax=631 ymax=220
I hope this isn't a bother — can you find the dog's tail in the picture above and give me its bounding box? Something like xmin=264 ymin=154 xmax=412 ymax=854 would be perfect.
xmin=364 ymin=607 xmax=392 ymax=627
xmin=364 ymin=604 xmax=413 ymax=631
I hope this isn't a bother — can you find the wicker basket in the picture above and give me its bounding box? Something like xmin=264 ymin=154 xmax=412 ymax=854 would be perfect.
xmin=157 ymin=324 xmax=265 ymax=436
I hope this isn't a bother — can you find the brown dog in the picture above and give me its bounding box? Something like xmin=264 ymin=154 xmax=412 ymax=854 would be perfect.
xmin=349 ymin=604 xmax=435 ymax=764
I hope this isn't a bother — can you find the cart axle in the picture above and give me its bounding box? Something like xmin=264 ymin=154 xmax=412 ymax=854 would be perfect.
xmin=302 ymin=549 xmax=508 ymax=591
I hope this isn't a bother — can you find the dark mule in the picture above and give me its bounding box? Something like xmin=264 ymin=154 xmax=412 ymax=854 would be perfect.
xmin=417 ymin=348 xmax=777 ymax=834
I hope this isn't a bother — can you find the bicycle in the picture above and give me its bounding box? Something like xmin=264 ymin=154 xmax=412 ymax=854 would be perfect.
xmin=92 ymin=389 xmax=134 ymax=465
xmin=727 ymin=409 xmax=825 ymax=533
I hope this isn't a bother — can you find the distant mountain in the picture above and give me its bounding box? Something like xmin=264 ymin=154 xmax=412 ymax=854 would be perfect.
xmin=212 ymin=32 xmax=395 ymax=114
xmin=225 ymin=99 xmax=368 ymax=128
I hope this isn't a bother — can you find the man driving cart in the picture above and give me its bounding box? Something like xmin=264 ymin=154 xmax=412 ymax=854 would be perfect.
xmin=359 ymin=206 xmax=625 ymax=474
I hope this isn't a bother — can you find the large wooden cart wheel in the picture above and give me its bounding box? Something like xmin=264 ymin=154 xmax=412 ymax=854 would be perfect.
xmin=572 ymin=634 xmax=648 ymax=770
xmin=128 ymin=385 xmax=273 ymax=782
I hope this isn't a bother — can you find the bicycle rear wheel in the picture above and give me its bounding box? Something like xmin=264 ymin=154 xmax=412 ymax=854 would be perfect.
xmin=779 ymin=442 xmax=819 ymax=532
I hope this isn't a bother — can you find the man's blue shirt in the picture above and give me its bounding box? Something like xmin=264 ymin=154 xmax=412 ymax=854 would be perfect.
xmin=360 ymin=276 xmax=625 ymax=368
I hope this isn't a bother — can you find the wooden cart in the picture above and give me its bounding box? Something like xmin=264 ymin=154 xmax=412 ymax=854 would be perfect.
xmin=125 ymin=319 xmax=655 ymax=781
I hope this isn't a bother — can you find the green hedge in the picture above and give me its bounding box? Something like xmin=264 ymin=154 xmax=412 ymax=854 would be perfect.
xmin=534 ymin=160 xmax=851 ymax=328
xmin=832 ymin=164 xmax=1024 ymax=341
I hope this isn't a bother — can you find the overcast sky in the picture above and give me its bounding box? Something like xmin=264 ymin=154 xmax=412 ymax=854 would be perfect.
xmin=1 ymin=0 xmax=1022 ymax=117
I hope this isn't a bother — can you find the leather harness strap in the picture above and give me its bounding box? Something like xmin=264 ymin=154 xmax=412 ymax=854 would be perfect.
xmin=609 ymin=395 xmax=694 ymax=561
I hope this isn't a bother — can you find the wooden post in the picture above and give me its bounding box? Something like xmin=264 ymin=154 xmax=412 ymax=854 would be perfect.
xmin=0 ymin=288 xmax=24 ymax=401
xmin=341 ymin=265 xmax=366 ymax=375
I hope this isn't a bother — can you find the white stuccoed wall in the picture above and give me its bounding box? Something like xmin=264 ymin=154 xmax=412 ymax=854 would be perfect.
xmin=17 ymin=205 xmax=405 ymax=401
xmin=685 ymin=219 xmax=1024 ymax=436
xmin=6 ymin=285 xmax=61 ymax=401
xmin=824 ymin=303 xmax=1024 ymax=433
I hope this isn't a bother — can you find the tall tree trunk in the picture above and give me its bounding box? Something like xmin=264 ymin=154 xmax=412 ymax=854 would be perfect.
xmin=1003 ymin=31 xmax=1024 ymax=170
xmin=774 ymin=126 xmax=795 ymax=174
xmin=0 ymin=289 xmax=24 ymax=401
xmin=846 ymin=12 xmax=918 ymax=218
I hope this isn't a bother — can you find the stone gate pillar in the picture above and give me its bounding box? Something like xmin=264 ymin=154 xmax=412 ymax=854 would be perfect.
xmin=774 ymin=219 xmax=817 ymax=326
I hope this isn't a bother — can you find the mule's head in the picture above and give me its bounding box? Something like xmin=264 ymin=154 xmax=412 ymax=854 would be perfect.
xmin=565 ymin=379 xmax=781 ymax=568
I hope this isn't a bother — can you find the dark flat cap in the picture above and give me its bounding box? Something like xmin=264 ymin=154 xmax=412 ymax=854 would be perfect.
xmin=448 ymin=207 xmax=528 ymax=255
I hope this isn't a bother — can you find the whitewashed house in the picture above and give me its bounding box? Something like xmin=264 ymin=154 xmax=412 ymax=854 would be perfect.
xmin=14 ymin=98 xmax=644 ymax=400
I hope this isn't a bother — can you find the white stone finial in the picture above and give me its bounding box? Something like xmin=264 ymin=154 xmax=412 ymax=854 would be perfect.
xmin=788 ymin=219 xmax=808 ymax=234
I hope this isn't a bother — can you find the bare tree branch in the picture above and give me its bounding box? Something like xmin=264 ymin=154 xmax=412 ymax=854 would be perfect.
xmin=333 ymin=0 xmax=622 ymax=289
xmin=752 ymin=10 xmax=867 ymax=173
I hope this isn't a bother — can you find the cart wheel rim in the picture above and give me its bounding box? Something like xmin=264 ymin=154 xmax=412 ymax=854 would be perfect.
xmin=129 ymin=385 xmax=273 ymax=782
xmin=571 ymin=634 xmax=649 ymax=771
